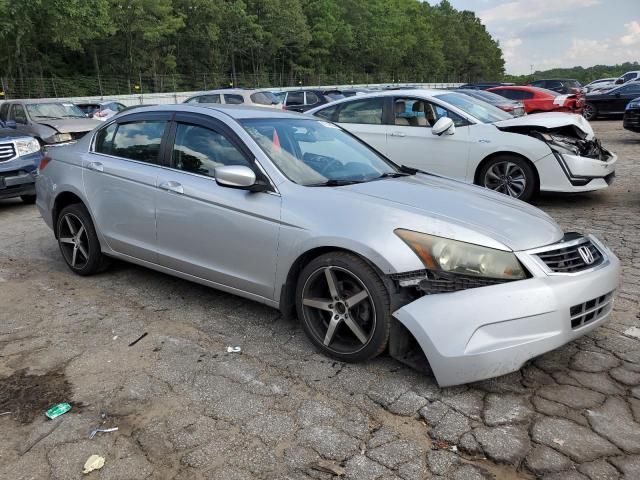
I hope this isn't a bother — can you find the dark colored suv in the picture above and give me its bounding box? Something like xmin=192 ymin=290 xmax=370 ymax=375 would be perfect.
xmin=280 ymin=90 xmax=344 ymax=113
xmin=529 ymin=79 xmax=583 ymax=95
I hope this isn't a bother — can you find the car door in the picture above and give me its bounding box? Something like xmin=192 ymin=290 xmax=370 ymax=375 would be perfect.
xmin=154 ymin=112 xmax=281 ymax=299
xmin=384 ymin=97 xmax=471 ymax=180
xmin=333 ymin=97 xmax=389 ymax=154
xmin=83 ymin=112 xmax=171 ymax=262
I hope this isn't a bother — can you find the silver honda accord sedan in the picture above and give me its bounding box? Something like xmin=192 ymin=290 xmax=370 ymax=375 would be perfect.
xmin=35 ymin=104 xmax=620 ymax=386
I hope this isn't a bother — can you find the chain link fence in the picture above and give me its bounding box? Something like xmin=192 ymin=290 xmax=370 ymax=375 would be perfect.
xmin=0 ymin=72 xmax=469 ymax=100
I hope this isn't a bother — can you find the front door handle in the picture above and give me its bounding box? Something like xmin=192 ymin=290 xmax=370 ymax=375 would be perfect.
xmin=159 ymin=180 xmax=184 ymax=194
xmin=87 ymin=161 xmax=103 ymax=172
xmin=390 ymin=132 xmax=406 ymax=137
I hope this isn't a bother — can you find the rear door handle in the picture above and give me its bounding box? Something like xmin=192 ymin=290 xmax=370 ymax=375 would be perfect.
xmin=159 ymin=180 xmax=184 ymax=194
xmin=390 ymin=132 xmax=406 ymax=137
xmin=87 ymin=161 xmax=103 ymax=172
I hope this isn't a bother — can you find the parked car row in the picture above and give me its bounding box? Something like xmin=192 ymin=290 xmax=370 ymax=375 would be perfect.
xmin=32 ymin=101 xmax=621 ymax=387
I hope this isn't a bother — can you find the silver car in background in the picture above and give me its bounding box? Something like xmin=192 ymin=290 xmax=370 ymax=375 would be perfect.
xmin=35 ymin=105 xmax=620 ymax=386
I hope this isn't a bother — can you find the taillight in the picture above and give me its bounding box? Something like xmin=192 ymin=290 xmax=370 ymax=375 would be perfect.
xmin=38 ymin=156 xmax=52 ymax=172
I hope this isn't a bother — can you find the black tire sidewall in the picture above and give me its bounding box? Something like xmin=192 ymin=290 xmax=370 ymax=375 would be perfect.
xmin=295 ymin=252 xmax=391 ymax=362
xmin=56 ymin=204 xmax=104 ymax=276
xmin=479 ymin=155 xmax=536 ymax=202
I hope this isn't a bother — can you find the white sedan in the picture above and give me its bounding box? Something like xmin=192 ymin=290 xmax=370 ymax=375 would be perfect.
xmin=307 ymin=89 xmax=617 ymax=202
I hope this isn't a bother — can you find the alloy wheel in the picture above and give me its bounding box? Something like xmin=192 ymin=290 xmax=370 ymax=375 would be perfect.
xmin=583 ymin=104 xmax=595 ymax=120
xmin=58 ymin=213 xmax=90 ymax=269
xmin=483 ymin=161 xmax=527 ymax=198
xmin=301 ymin=266 xmax=376 ymax=354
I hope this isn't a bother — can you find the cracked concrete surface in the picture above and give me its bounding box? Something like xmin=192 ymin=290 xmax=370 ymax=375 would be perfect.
xmin=0 ymin=121 xmax=639 ymax=479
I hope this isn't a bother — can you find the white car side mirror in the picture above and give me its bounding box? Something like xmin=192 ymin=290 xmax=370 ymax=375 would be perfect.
xmin=432 ymin=117 xmax=455 ymax=136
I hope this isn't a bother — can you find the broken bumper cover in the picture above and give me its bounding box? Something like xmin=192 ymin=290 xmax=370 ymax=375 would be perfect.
xmin=392 ymin=238 xmax=620 ymax=387
xmin=537 ymin=151 xmax=616 ymax=192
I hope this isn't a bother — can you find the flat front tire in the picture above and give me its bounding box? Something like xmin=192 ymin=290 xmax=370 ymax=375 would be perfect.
xmin=479 ymin=155 xmax=536 ymax=202
xmin=56 ymin=203 xmax=109 ymax=276
xmin=295 ymin=252 xmax=391 ymax=362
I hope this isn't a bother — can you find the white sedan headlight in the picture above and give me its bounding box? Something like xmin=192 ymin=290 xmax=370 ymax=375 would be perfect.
xmin=47 ymin=133 xmax=73 ymax=144
xmin=15 ymin=138 xmax=41 ymax=156
xmin=395 ymin=229 xmax=526 ymax=280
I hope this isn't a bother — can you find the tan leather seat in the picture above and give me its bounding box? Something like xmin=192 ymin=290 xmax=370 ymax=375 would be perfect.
xmin=412 ymin=101 xmax=428 ymax=126
xmin=394 ymin=101 xmax=410 ymax=126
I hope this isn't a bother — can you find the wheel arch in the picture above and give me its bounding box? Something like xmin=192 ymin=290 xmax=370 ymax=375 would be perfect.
xmin=52 ymin=190 xmax=87 ymax=238
xmin=473 ymin=151 xmax=540 ymax=194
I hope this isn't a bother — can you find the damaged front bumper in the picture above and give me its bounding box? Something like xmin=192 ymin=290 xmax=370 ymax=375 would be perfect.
xmin=391 ymin=235 xmax=620 ymax=386
xmin=536 ymin=150 xmax=616 ymax=192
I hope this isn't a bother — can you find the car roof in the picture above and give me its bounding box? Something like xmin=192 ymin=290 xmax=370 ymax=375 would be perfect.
xmin=2 ymin=99 xmax=74 ymax=104
xmin=189 ymin=88 xmax=259 ymax=95
xmin=117 ymin=103 xmax=307 ymax=120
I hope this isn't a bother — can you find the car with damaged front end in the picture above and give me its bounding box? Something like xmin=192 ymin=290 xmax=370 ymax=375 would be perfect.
xmin=35 ymin=105 xmax=620 ymax=387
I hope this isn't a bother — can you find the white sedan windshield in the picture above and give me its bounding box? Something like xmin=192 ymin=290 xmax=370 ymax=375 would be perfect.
xmin=435 ymin=93 xmax=512 ymax=124
xmin=242 ymin=118 xmax=399 ymax=186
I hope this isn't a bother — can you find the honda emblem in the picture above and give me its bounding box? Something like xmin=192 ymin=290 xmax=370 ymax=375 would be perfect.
xmin=578 ymin=246 xmax=595 ymax=265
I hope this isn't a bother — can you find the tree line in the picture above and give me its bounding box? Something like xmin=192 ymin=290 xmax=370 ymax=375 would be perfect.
xmin=505 ymin=62 xmax=640 ymax=85
xmin=0 ymin=0 xmax=504 ymax=96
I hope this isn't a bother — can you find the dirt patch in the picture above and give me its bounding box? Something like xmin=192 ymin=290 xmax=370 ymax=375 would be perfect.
xmin=0 ymin=369 xmax=74 ymax=423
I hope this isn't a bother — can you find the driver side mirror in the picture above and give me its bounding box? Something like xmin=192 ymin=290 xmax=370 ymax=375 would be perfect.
xmin=615 ymin=79 xmax=624 ymax=85
xmin=4 ymin=120 xmax=16 ymax=128
xmin=432 ymin=117 xmax=455 ymax=136
xmin=214 ymin=165 xmax=269 ymax=192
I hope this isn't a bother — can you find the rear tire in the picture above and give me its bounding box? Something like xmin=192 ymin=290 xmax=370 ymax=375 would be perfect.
xmin=583 ymin=103 xmax=597 ymax=120
xmin=56 ymin=203 xmax=109 ymax=276
xmin=295 ymin=251 xmax=391 ymax=362
xmin=20 ymin=195 xmax=36 ymax=204
xmin=478 ymin=155 xmax=536 ymax=202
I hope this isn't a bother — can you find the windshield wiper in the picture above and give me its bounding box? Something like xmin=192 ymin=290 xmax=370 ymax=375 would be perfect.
xmin=373 ymin=172 xmax=411 ymax=180
xmin=306 ymin=179 xmax=367 ymax=187
xmin=61 ymin=115 xmax=85 ymax=118
xmin=33 ymin=115 xmax=62 ymax=119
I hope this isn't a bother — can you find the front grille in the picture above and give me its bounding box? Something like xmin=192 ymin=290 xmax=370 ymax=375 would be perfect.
xmin=536 ymin=236 xmax=603 ymax=273
xmin=391 ymin=269 xmax=510 ymax=294
xmin=0 ymin=143 xmax=16 ymax=162
xmin=570 ymin=291 xmax=614 ymax=329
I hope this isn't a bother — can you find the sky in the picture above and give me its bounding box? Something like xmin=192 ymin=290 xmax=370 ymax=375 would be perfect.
xmin=427 ymin=0 xmax=640 ymax=75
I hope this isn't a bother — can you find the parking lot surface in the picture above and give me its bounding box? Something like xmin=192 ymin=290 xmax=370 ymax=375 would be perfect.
xmin=1 ymin=121 xmax=639 ymax=479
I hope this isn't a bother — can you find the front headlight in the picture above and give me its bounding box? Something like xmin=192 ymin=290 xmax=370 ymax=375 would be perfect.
xmin=539 ymin=132 xmax=579 ymax=156
xmin=395 ymin=229 xmax=527 ymax=280
xmin=15 ymin=138 xmax=41 ymax=156
xmin=47 ymin=133 xmax=73 ymax=144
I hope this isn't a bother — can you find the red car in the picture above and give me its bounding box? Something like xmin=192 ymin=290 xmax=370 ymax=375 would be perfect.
xmin=487 ymin=86 xmax=585 ymax=115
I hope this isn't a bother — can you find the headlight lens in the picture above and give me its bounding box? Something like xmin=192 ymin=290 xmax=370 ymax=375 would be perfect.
xmin=539 ymin=132 xmax=579 ymax=156
xmin=395 ymin=229 xmax=527 ymax=280
xmin=15 ymin=138 xmax=41 ymax=156
xmin=48 ymin=133 xmax=73 ymax=143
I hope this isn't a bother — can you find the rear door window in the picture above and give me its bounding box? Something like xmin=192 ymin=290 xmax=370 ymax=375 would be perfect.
xmin=286 ymin=92 xmax=304 ymax=106
xmin=250 ymin=92 xmax=277 ymax=105
xmin=111 ymin=121 xmax=167 ymax=164
xmin=305 ymin=92 xmax=320 ymax=105
xmin=223 ymin=94 xmax=244 ymax=105
xmin=336 ymin=98 xmax=384 ymax=124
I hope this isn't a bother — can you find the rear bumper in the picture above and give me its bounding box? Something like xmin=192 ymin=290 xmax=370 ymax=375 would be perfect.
xmin=393 ymin=237 xmax=620 ymax=386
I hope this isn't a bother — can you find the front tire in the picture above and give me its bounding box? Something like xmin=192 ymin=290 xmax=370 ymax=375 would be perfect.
xmin=478 ymin=155 xmax=536 ymax=202
xmin=20 ymin=194 xmax=36 ymax=204
xmin=583 ymin=103 xmax=597 ymax=120
xmin=295 ymin=252 xmax=391 ymax=362
xmin=56 ymin=203 xmax=109 ymax=275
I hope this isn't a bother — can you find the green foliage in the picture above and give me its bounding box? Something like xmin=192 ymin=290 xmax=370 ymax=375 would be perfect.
xmin=0 ymin=0 xmax=505 ymax=94
xmin=505 ymin=62 xmax=640 ymax=85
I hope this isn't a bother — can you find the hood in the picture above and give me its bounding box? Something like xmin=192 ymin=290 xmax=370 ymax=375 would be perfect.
xmin=38 ymin=118 xmax=102 ymax=133
xmin=494 ymin=112 xmax=594 ymax=139
xmin=341 ymin=174 xmax=564 ymax=251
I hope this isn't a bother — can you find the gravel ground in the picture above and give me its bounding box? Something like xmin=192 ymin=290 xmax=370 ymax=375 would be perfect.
xmin=0 ymin=120 xmax=638 ymax=480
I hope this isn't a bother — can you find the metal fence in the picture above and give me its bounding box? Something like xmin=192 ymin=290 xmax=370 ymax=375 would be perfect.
xmin=0 ymin=72 xmax=469 ymax=100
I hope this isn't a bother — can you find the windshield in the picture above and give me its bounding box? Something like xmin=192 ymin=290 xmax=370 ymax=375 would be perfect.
xmin=241 ymin=118 xmax=399 ymax=186
xmin=26 ymin=102 xmax=86 ymax=119
xmin=435 ymin=92 xmax=512 ymax=123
